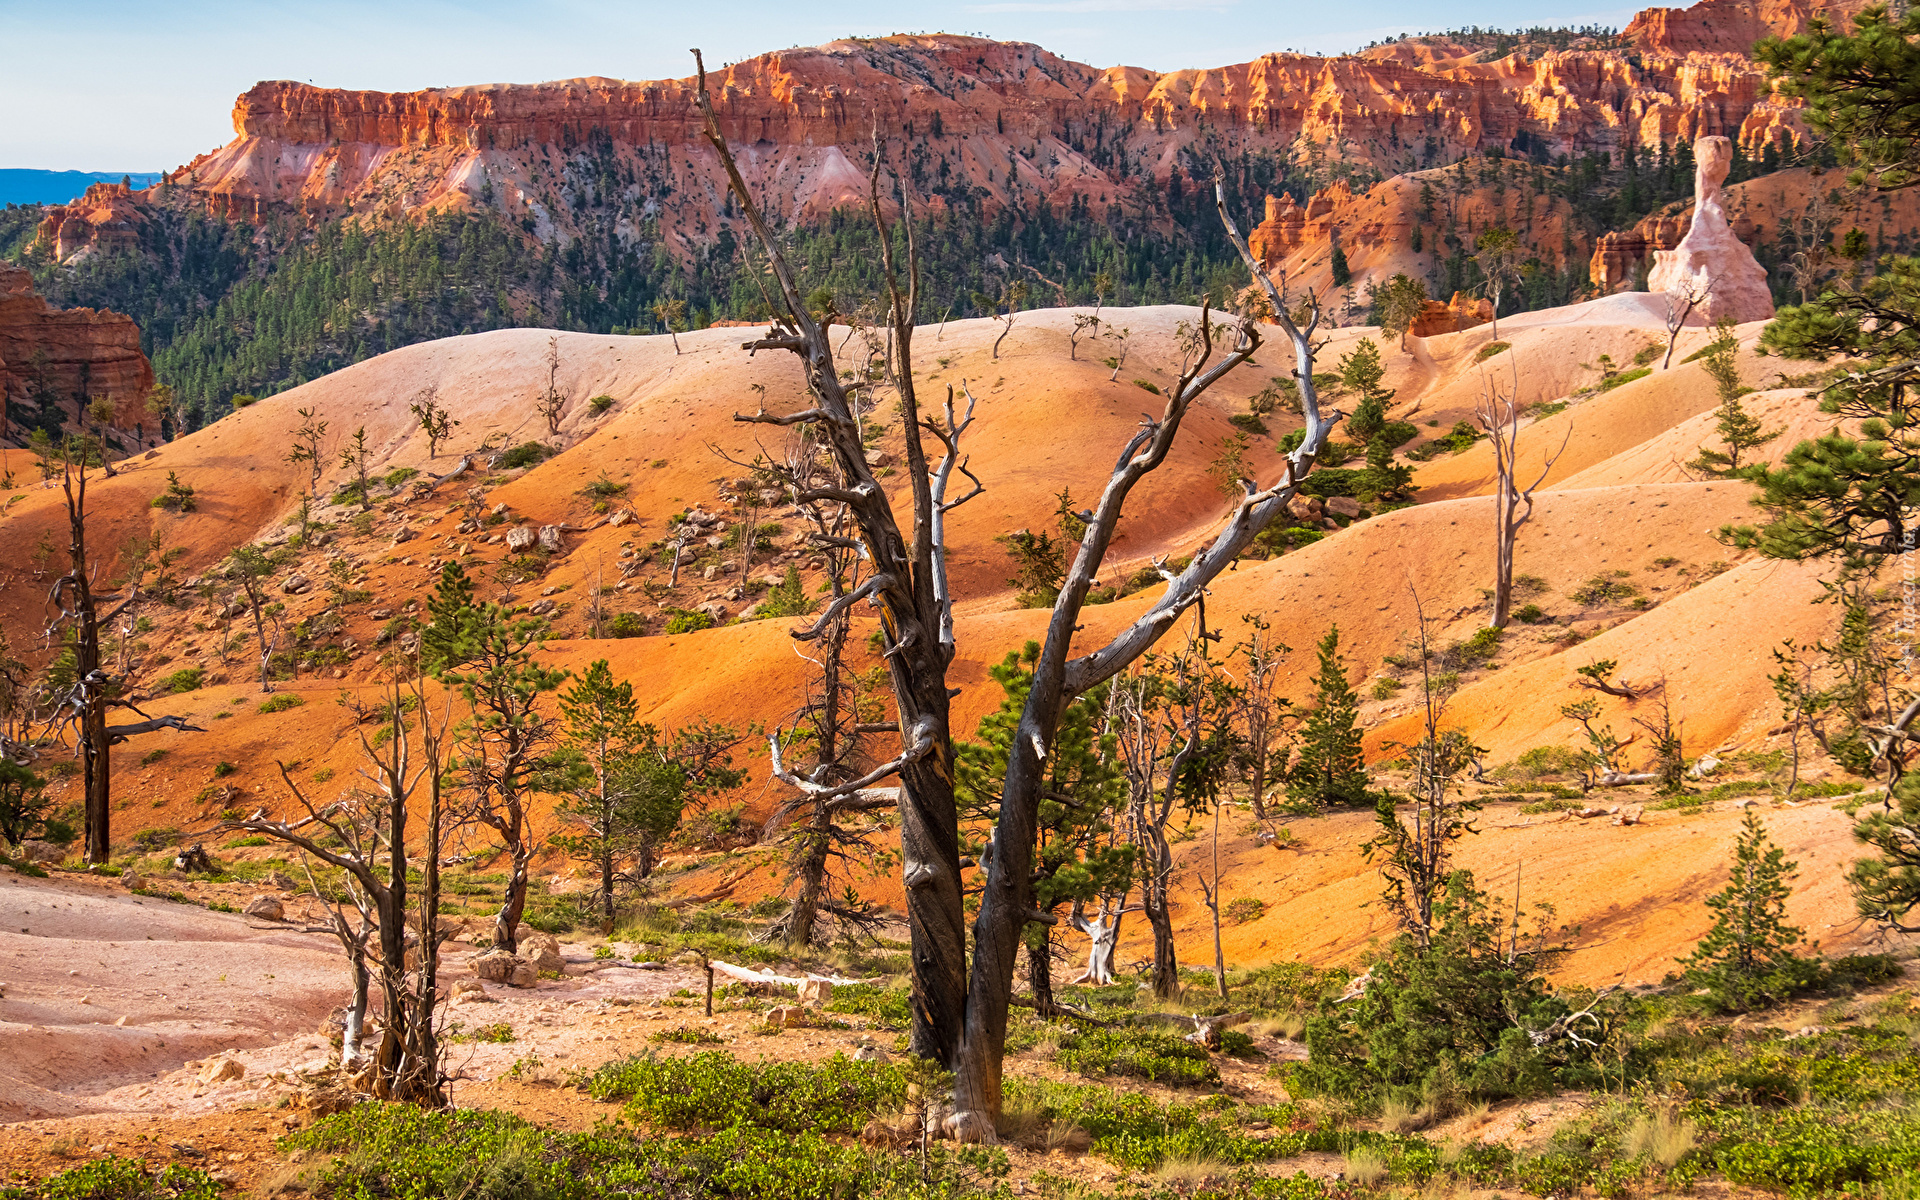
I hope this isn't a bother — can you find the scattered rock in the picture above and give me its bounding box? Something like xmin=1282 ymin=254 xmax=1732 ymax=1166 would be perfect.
xmin=607 ymin=510 xmax=633 ymax=527
xmin=505 ymin=526 xmax=537 ymax=553
xmin=119 ymin=870 xmax=144 ymax=891
xmin=509 ymin=960 xmax=538 ymax=989
xmin=281 ymin=573 xmax=312 ymax=595
xmin=528 ymin=598 xmax=556 ymax=616
xmin=1325 ymin=496 xmax=1362 ymax=519
xmin=197 ymin=1057 xmax=245 ymax=1085
xmin=473 ymin=950 xmax=520 ymax=983
xmin=696 ymin=601 xmax=729 ymax=622
xmin=537 ymin=525 xmax=565 ymax=553
xmin=391 ymin=527 xmax=417 ymax=545
xmin=520 ymin=932 xmax=565 ymax=975
xmin=851 ymin=1042 xmax=889 ymax=1063
xmin=798 ymin=978 xmax=834 ymax=1008
xmin=21 ymin=840 xmax=64 ymax=864
xmin=764 ymin=1004 xmax=808 ymax=1027
xmin=244 ymin=895 xmax=285 ymax=921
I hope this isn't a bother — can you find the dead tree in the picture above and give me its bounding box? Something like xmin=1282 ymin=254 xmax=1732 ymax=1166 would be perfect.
xmin=1475 ymin=362 xmax=1570 ymax=629
xmin=1661 ymin=274 xmax=1715 ymax=369
xmin=43 ymin=448 xmax=195 ymax=862
xmin=537 ymin=336 xmax=566 ymax=435
xmin=757 ymin=423 xmax=900 ymax=947
xmin=216 ymin=670 xmax=453 ymax=1101
xmin=1112 ymin=666 xmax=1191 ymax=1001
xmin=697 ymin=53 xmax=1340 ymax=1140
xmin=1227 ymin=614 xmax=1290 ymax=820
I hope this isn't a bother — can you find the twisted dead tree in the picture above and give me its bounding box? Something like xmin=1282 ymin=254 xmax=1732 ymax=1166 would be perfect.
xmin=43 ymin=446 xmax=198 ymax=862
xmin=215 ymin=670 xmax=453 ymax=1102
xmin=695 ymin=50 xmax=1340 ymax=1139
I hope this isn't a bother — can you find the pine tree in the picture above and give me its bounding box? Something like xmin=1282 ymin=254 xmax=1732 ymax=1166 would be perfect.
xmin=1686 ymin=316 xmax=1780 ymax=478
xmin=1288 ymin=626 xmax=1371 ymax=808
xmin=957 ymin=642 xmax=1128 ymax=1011
xmin=1329 ymin=240 xmax=1352 ymax=287
xmin=1682 ymin=811 xmax=1814 ymax=1010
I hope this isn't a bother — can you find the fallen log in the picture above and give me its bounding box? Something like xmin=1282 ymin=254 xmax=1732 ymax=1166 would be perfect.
xmin=708 ymin=959 xmax=880 ymax=988
xmin=1137 ymin=1010 xmax=1252 ymax=1048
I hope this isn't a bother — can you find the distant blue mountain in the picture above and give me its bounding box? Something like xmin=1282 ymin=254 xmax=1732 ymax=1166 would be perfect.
xmin=0 ymin=169 xmax=164 ymax=207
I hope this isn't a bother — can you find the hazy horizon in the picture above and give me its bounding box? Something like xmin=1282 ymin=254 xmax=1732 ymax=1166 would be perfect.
xmin=3 ymin=0 xmax=1636 ymax=172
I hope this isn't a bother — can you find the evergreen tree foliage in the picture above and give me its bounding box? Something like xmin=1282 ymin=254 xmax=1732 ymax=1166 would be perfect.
xmin=1288 ymin=626 xmax=1370 ymax=808
xmin=957 ymin=642 xmax=1129 ymax=1001
xmin=1329 ymin=240 xmax=1352 ymax=287
xmin=1294 ymin=871 xmax=1596 ymax=1108
xmin=1686 ymin=316 xmax=1780 ymax=478
xmin=0 ymin=760 xmax=50 ymax=849
xmin=1682 ymin=812 xmax=1817 ymax=1011
xmin=1729 ymin=9 xmax=1920 ymax=566
xmin=1850 ymin=771 xmax=1920 ymax=932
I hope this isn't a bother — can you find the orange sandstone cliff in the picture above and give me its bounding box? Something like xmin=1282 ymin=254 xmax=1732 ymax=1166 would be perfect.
xmin=0 ymin=265 xmax=154 ymax=434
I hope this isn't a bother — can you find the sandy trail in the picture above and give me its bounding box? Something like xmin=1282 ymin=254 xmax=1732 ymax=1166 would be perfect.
xmin=0 ymin=867 xmax=701 ymax=1124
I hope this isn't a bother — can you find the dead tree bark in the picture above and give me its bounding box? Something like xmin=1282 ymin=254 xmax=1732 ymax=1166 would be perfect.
xmin=695 ymin=62 xmax=977 ymax=1066
xmin=947 ymin=173 xmax=1342 ymax=1141
xmin=1475 ymin=362 xmax=1570 ymax=629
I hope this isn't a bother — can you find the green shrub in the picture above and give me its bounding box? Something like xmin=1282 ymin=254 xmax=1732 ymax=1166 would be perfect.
xmin=586 ymin=1050 xmax=903 ymax=1135
xmin=1133 ymin=379 xmax=1161 ymax=395
xmin=384 ymin=466 xmax=419 ymax=487
xmin=1057 ymin=1028 xmax=1220 ymax=1086
xmin=664 ymin=610 xmax=716 ymax=635
xmin=1570 ymin=574 xmax=1641 ymax=605
xmin=257 ymin=694 xmax=304 ymax=714
xmin=1226 ymin=897 xmax=1267 ymax=924
xmin=161 ymin=668 xmax=204 ymax=694
xmin=608 ymin=611 xmax=648 ymax=638
xmin=497 ymin=442 xmax=551 ymax=470
xmin=222 ymin=836 xmax=269 ymax=848
xmin=589 ymin=394 xmax=616 ymax=414
xmin=579 ymin=471 xmax=628 ymax=499
xmin=824 ymin=983 xmax=913 ymax=1029
xmin=14 ymin=1155 xmax=223 ymax=1200
xmin=651 ymin=1024 xmax=726 ymax=1045
xmin=211 ymin=762 xmax=235 ymax=778
xmin=1599 ymin=366 xmax=1652 ymax=392
xmin=447 ymin=1021 xmax=515 ymax=1044
xmin=1513 ymin=602 xmax=1547 ymax=624
xmin=1475 ymin=341 xmax=1512 ymax=363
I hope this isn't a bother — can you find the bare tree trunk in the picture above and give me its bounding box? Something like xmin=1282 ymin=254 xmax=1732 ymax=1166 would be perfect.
xmin=1476 ymin=363 xmax=1568 ymax=629
xmin=1209 ymin=800 xmax=1228 ymax=1001
xmin=1027 ymin=930 xmax=1056 ymax=1015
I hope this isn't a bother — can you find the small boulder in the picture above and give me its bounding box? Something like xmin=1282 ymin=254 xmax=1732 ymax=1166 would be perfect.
xmin=852 ymin=1042 xmax=891 ymax=1063
xmin=281 ymin=573 xmax=312 ymax=595
xmin=696 ymin=601 xmax=729 ymax=622
xmin=391 ymin=527 xmax=417 ymax=545
xmin=197 ymin=1057 xmax=245 ymax=1085
xmin=263 ymin=869 xmax=297 ymax=890
xmin=1325 ymin=497 xmax=1362 ymax=519
xmin=505 ymin=526 xmax=537 ymax=553
xmin=451 ymin=979 xmax=492 ymax=1003
xmin=528 ymin=598 xmax=556 ymax=616
xmin=798 ymin=978 xmax=833 ymax=1008
xmin=765 ymin=1004 xmax=808 ymax=1027
xmin=509 ymin=960 xmax=538 ymax=989
xmin=607 ymin=510 xmax=633 ymax=527
xmin=21 ymin=840 xmax=64 ymax=864
xmin=119 ymin=870 xmax=145 ymax=892
xmin=537 ymin=525 xmax=565 ymax=553
xmin=473 ymin=950 xmax=519 ymax=983
xmin=520 ymin=932 xmax=565 ymax=975
xmin=243 ymin=895 xmax=285 ymax=921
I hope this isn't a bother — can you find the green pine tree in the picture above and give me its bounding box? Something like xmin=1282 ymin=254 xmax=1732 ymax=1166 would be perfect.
xmin=1330 ymin=240 xmax=1352 ymax=287
xmin=1288 ymin=626 xmax=1371 ymax=808
xmin=957 ymin=641 xmax=1129 ymax=1008
xmin=1359 ymin=435 xmax=1417 ymax=503
xmin=1848 ymin=769 xmax=1920 ymax=932
xmin=1682 ymin=811 xmax=1815 ymax=1011
xmin=1686 ymin=316 xmax=1780 ymax=478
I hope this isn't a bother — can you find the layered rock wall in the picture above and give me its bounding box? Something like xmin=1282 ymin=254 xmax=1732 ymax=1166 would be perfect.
xmin=0 ymin=266 xmax=154 ymax=436
xmin=135 ymin=25 xmax=1810 ymax=247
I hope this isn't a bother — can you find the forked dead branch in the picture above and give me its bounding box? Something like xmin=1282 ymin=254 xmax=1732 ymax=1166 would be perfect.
xmin=692 ymin=48 xmax=1341 ymax=1142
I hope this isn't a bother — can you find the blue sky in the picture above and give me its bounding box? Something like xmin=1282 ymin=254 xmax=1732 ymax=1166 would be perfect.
xmin=1 ymin=0 xmax=1637 ymax=170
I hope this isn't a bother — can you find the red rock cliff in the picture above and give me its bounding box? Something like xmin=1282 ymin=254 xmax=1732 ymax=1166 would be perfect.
xmin=144 ymin=28 xmax=1809 ymax=244
xmin=0 ymin=265 xmax=155 ymax=440
xmin=1627 ymin=0 xmax=1879 ymax=55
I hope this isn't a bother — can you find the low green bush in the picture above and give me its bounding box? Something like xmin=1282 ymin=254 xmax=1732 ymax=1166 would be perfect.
xmin=497 ymin=442 xmax=552 ymax=470
xmin=1056 ymin=1028 xmax=1220 ymax=1086
xmin=257 ymin=694 xmax=304 ymax=714
xmin=160 ymin=668 xmax=204 ymax=694
xmin=586 ymin=1050 xmax=903 ymax=1136
xmin=6 ymin=1155 xmax=223 ymax=1200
